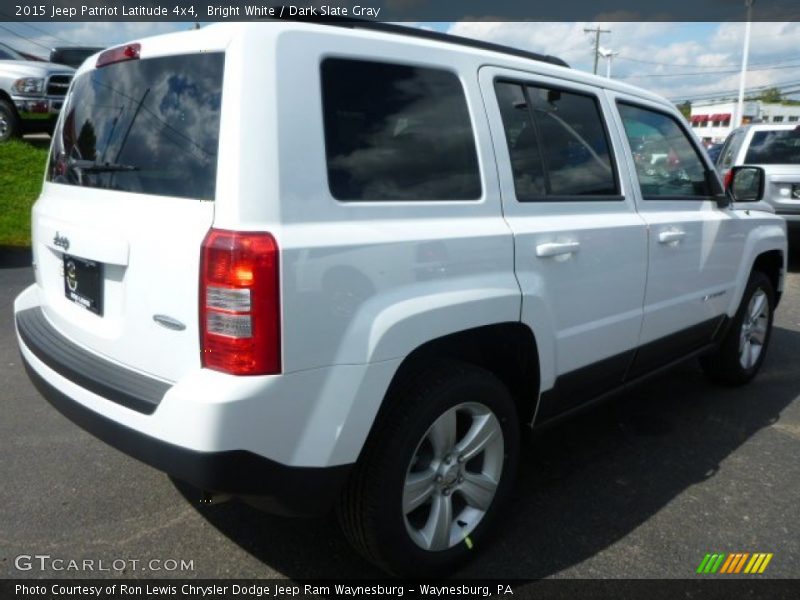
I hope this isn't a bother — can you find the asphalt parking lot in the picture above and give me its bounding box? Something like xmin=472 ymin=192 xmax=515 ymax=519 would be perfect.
xmin=1 ymin=247 xmax=799 ymax=582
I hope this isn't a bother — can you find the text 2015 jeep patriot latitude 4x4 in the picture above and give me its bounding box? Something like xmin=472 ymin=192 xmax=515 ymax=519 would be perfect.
xmin=14 ymin=22 xmax=787 ymax=575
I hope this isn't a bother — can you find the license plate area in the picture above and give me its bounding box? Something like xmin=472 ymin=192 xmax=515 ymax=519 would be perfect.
xmin=63 ymin=254 xmax=103 ymax=316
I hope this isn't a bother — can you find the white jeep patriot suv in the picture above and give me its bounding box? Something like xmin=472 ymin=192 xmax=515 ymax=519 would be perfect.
xmin=14 ymin=21 xmax=787 ymax=576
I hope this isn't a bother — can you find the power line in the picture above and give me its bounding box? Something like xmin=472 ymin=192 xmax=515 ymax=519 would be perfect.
xmin=0 ymin=23 xmax=51 ymax=52
xmin=667 ymin=78 xmax=800 ymax=102
xmin=619 ymin=61 xmax=800 ymax=79
xmin=0 ymin=17 xmax=77 ymax=47
xmin=618 ymin=54 xmax=800 ymax=70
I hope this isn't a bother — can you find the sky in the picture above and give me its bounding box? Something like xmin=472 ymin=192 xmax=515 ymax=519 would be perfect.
xmin=1 ymin=20 xmax=799 ymax=105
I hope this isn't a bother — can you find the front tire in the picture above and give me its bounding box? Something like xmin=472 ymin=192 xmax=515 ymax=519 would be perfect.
xmin=701 ymin=271 xmax=775 ymax=385
xmin=0 ymin=100 xmax=21 ymax=142
xmin=337 ymin=361 xmax=520 ymax=576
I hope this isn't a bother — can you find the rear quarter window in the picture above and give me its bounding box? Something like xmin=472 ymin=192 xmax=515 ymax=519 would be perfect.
xmin=321 ymin=58 xmax=482 ymax=201
xmin=48 ymin=52 xmax=224 ymax=201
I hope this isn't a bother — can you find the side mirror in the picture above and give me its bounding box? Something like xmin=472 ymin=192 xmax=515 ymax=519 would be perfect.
xmin=726 ymin=166 xmax=766 ymax=203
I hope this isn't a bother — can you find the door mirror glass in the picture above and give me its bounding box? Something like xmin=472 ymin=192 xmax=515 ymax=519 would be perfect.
xmin=727 ymin=166 xmax=765 ymax=202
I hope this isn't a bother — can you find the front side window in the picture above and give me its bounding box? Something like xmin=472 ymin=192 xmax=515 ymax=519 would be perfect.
xmin=321 ymin=58 xmax=481 ymax=201
xmin=744 ymin=129 xmax=800 ymax=165
xmin=618 ymin=102 xmax=710 ymax=199
xmin=495 ymin=80 xmax=618 ymax=200
xmin=48 ymin=53 xmax=224 ymax=201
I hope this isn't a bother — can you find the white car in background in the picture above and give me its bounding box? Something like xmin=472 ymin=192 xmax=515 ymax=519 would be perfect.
xmin=716 ymin=123 xmax=800 ymax=226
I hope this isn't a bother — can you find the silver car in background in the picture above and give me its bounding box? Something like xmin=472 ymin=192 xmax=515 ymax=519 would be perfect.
xmin=0 ymin=42 xmax=74 ymax=141
xmin=716 ymin=123 xmax=800 ymax=226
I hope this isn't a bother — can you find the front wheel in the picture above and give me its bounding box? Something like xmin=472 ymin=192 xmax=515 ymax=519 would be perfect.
xmin=338 ymin=361 xmax=519 ymax=576
xmin=701 ymin=271 xmax=775 ymax=385
xmin=0 ymin=100 xmax=21 ymax=142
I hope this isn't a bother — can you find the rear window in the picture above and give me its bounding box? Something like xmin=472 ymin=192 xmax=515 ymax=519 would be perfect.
xmin=48 ymin=52 xmax=224 ymax=201
xmin=744 ymin=129 xmax=800 ymax=165
xmin=321 ymin=58 xmax=481 ymax=201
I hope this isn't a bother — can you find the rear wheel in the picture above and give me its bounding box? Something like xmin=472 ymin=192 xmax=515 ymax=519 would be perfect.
xmin=701 ymin=271 xmax=775 ymax=385
xmin=0 ymin=100 xmax=21 ymax=142
xmin=338 ymin=361 xmax=519 ymax=576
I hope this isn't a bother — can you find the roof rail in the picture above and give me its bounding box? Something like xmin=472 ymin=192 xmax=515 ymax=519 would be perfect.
xmin=274 ymin=17 xmax=570 ymax=69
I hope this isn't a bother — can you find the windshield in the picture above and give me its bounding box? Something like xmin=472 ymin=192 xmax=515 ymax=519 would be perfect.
xmin=48 ymin=52 xmax=224 ymax=200
xmin=744 ymin=129 xmax=800 ymax=165
xmin=0 ymin=43 xmax=25 ymax=60
xmin=51 ymin=48 xmax=100 ymax=68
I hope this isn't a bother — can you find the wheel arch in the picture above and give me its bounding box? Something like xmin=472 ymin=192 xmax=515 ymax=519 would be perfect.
xmin=726 ymin=224 xmax=786 ymax=316
xmin=752 ymin=249 xmax=784 ymax=306
xmin=369 ymin=323 xmax=541 ymax=439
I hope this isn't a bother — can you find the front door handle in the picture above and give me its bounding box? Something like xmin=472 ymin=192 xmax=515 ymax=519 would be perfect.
xmin=658 ymin=230 xmax=686 ymax=244
xmin=536 ymin=241 xmax=581 ymax=258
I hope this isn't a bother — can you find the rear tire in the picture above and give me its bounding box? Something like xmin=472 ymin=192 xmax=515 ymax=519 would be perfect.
xmin=701 ymin=271 xmax=775 ymax=385
xmin=0 ymin=100 xmax=21 ymax=142
xmin=337 ymin=360 xmax=519 ymax=576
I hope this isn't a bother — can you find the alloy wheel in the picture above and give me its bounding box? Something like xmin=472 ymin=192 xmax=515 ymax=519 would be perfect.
xmin=402 ymin=402 xmax=504 ymax=552
xmin=739 ymin=288 xmax=769 ymax=369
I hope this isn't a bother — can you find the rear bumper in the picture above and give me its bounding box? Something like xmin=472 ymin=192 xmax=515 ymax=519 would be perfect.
xmin=22 ymin=359 xmax=350 ymax=515
xmin=14 ymin=292 xmax=358 ymax=516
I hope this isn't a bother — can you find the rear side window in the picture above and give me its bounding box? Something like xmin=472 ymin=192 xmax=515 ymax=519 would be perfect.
xmin=494 ymin=80 xmax=619 ymax=200
xmin=321 ymin=58 xmax=481 ymax=201
xmin=48 ymin=53 xmax=224 ymax=201
xmin=744 ymin=129 xmax=800 ymax=165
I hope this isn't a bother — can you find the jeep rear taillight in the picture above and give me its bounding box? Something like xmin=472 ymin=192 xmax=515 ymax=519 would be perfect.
xmin=200 ymin=229 xmax=280 ymax=375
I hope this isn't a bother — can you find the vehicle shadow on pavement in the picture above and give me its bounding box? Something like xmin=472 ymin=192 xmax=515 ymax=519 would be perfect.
xmin=176 ymin=324 xmax=800 ymax=579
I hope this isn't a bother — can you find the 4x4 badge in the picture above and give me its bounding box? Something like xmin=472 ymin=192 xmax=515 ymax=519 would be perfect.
xmin=53 ymin=232 xmax=70 ymax=252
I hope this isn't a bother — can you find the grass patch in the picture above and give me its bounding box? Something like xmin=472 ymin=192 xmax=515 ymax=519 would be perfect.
xmin=0 ymin=139 xmax=49 ymax=247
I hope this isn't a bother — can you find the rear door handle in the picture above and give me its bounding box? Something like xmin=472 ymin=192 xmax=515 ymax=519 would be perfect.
xmin=658 ymin=230 xmax=686 ymax=244
xmin=536 ymin=241 xmax=581 ymax=258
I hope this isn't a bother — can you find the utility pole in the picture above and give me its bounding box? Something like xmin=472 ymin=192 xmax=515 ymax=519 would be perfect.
xmin=584 ymin=26 xmax=611 ymax=75
xmin=735 ymin=0 xmax=755 ymax=127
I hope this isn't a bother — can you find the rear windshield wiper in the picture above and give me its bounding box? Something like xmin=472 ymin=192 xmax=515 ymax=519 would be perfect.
xmin=67 ymin=158 xmax=140 ymax=173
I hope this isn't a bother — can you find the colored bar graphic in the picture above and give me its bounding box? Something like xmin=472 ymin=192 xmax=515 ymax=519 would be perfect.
xmin=698 ymin=552 xmax=773 ymax=574
xmin=719 ymin=554 xmax=736 ymax=573
xmin=710 ymin=554 xmax=726 ymax=573
xmin=744 ymin=554 xmax=760 ymax=573
xmin=705 ymin=554 xmax=720 ymax=573
xmin=725 ymin=552 xmax=742 ymax=573
xmin=735 ymin=553 xmax=750 ymax=573
xmin=759 ymin=554 xmax=773 ymax=573
xmin=697 ymin=554 xmax=712 ymax=574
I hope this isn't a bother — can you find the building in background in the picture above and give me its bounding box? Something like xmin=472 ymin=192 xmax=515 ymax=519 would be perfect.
xmin=690 ymin=100 xmax=800 ymax=144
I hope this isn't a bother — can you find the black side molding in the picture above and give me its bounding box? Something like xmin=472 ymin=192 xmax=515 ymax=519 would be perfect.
xmin=16 ymin=307 xmax=170 ymax=414
xmin=536 ymin=316 xmax=729 ymax=426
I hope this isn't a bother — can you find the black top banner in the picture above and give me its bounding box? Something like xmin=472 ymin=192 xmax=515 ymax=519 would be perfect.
xmin=4 ymin=0 xmax=800 ymax=22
